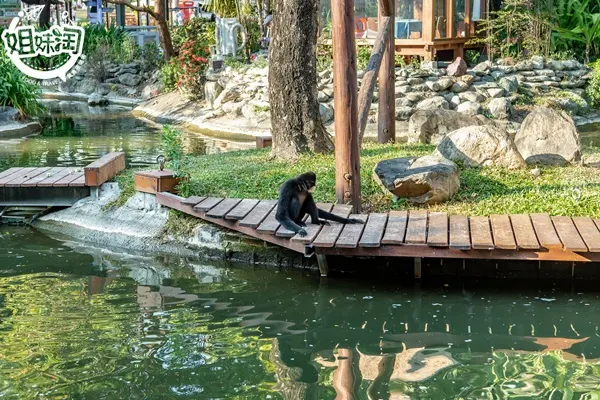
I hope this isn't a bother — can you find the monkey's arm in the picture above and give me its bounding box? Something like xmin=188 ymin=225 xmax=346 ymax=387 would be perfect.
xmin=275 ymin=195 xmax=308 ymax=236
xmin=318 ymin=209 xmax=364 ymax=224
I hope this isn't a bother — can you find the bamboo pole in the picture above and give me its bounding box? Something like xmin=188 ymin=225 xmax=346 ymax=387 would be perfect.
xmin=377 ymin=0 xmax=395 ymax=144
xmin=332 ymin=0 xmax=361 ymax=211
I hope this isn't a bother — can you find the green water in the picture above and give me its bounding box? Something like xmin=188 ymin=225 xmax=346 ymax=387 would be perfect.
xmin=0 ymin=101 xmax=254 ymax=170
xmin=2 ymin=227 xmax=600 ymax=399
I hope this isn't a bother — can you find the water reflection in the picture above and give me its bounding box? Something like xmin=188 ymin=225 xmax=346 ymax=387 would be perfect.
xmin=0 ymin=101 xmax=254 ymax=171
xmin=2 ymin=227 xmax=600 ymax=398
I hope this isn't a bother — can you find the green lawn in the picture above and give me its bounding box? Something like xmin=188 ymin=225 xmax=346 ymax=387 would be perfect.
xmin=115 ymin=143 xmax=600 ymax=218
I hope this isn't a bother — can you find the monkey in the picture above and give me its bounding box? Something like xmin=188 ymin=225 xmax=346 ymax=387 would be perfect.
xmin=275 ymin=172 xmax=364 ymax=237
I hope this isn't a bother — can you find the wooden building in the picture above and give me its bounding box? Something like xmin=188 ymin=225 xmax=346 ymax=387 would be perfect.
xmin=320 ymin=0 xmax=488 ymax=60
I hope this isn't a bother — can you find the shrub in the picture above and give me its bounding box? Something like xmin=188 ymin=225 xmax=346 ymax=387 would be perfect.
xmin=162 ymin=125 xmax=192 ymax=196
xmin=0 ymin=53 xmax=43 ymax=119
xmin=161 ymin=40 xmax=210 ymax=98
xmin=587 ymin=61 xmax=600 ymax=108
xmin=140 ymin=41 xmax=163 ymax=72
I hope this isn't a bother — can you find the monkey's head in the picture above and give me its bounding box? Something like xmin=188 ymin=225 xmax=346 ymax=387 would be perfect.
xmin=297 ymin=172 xmax=317 ymax=193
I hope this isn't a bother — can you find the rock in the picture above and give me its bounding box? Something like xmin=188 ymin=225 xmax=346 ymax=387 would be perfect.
xmin=318 ymin=91 xmax=330 ymax=102
xmin=87 ymin=93 xmax=108 ymax=107
xmin=472 ymin=61 xmax=491 ymax=75
xmin=549 ymin=97 xmax=579 ymax=114
xmin=416 ymin=96 xmax=449 ymax=111
xmin=96 ymin=84 xmax=110 ymax=96
xmin=434 ymin=125 xmax=526 ymax=169
xmin=514 ymin=107 xmax=581 ymax=165
xmin=319 ymin=103 xmax=334 ymax=122
xmin=323 ymin=88 xmax=334 ymax=98
xmin=497 ymin=65 xmax=517 ymax=74
xmin=205 ymin=81 xmax=224 ymax=109
xmin=563 ymin=59 xmax=578 ymax=70
xmin=461 ymin=75 xmax=475 ymax=85
xmin=319 ymin=70 xmax=332 ymax=80
xmin=498 ymin=76 xmax=519 ymax=94
xmin=487 ymin=88 xmax=505 ymax=98
xmin=531 ymin=56 xmax=544 ymax=70
xmin=491 ymin=70 xmax=505 ymax=80
xmin=395 ymin=85 xmax=412 ymax=95
xmin=516 ymin=60 xmax=534 ymax=71
xmin=395 ymin=97 xmax=413 ymax=107
xmin=407 ymin=109 xmax=483 ymax=144
xmin=118 ymin=73 xmax=142 ymax=87
xmin=395 ymin=106 xmax=415 ymax=121
xmin=446 ymin=57 xmax=468 ymax=77
xmin=459 ymin=91 xmax=484 ymax=103
xmin=536 ymin=69 xmax=555 ymax=77
xmin=372 ymin=155 xmax=460 ymax=204
xmin=222 ymin=101 xmax=244 ymax=116
xmin=408 ymin=77 xmax=425 ymax=85
xmin=531 ymin=167 xmax=541 ymax=177
xmin=412 ymin=84 xmax=429 ymax=92
xmin=0 ymin=106 xmax=19 ymax=122
xmin=547 ymin=59 xmax=565 ymax=71
xmin=214 ymin=86 xmax=242 ymax=109
xmin=141 ymin=81 xmax=163 ymax=99
xmin=451 ymin=81 xmax=469 ymax=93
xmin=487 ymin=97 xmax=511 ymax=120
xmin=426 ymin=80 xmax=441 ymax=91
xmin=122 ymin=62 xmax=141 ymax=71
xmin=76 ymin=78 xmax=99 ymax=94
xmin=449 ymin=95 xmax=461 ymax=109
xmin=456 ymin=101 xmax=483 ymax=116
xmin=406 ymin=93 xmax=424 ymax=103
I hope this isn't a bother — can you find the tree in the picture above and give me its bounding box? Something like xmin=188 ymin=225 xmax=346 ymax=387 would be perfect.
xmin=104 ymin=0 xmax=175 ymax=60
xmin=268 ymin=0 xmax=333 ymax=160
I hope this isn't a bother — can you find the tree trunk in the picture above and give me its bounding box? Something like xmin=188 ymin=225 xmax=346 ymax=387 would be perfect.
xmin=154 ymin=0 xmax=175 ymax=60
xmin=268 ymin=0 xmax=333 ymax=160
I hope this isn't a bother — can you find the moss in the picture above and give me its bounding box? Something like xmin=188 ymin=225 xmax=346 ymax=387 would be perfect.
xmin=112 ymin=143 xmax=600 ymax=218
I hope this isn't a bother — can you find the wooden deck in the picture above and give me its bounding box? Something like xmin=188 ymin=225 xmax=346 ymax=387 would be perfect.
xmin=156 ymin=192 xmax=600 ymax=264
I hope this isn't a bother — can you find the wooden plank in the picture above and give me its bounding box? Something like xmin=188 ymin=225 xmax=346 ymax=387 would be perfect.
xmin=335 ymin=214 xmax=368 ymax=248
xmin=276 ymin=202 xmax=332 ymax=238
xmin=84 ymin=152 xmax=125 ymax=186
xmin=37 ymin=168 xmax=77 ymax=187
xmin=552 ymin=216 xmax=588 ymax=252
xmin=289 ymin=203 xmax=336 ymax=243
xmin=181 ymin=196 xmax=206 ymax=206
xmin=381 ymin=210 xmax=408 ymax=245
xmin=206 ymin=198 xmax=242 ymax=218
xmin=573 ymin=217 xmax=600 ymax=252
xmin=0 ymin=168 xmax=22 ymax=180
xmin=531 ymin=213 xmax=563 ymax=249
xmin=4 ymin=167 xmax=51 ymax=187
xmin=256 ymin=206 xmax=281 ymax=234
xmin=226 ymin=199 xmax=260 ymax=220
xmin=509 ymin=214 xmax=540 ymax=250
xmin=309 ymin=204 xmax=353 ymax=247
xmin=359 ymin=213 xmax=388 ymax=248
xmin=69 ymin=174 xmax=87 ymax=187
xmin=0 ymin=168 xmax=36 ymax=187
xmin=54 ymin=171 xmax=84 ymax=187
xmin=469 ymin=216 xmax=494 ymax=250
xmin=490 ymin=214 xmax=517 ymax=250
xmin=405 ymin=210 xmax=428 ymax=245
xmin=449 ymin=215 xmax=470 ymax=250
xmin=20 ymin=167 xmax=65 ymax=187
xmin=427 ymin=212 xmax=448 ymax=247
xmin=239 ymin=200 xmax=277 ymax=228
xmin=193 ymin=197 xmax=223 ymax=212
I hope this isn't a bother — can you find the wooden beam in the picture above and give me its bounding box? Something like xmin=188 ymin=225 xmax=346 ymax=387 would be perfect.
xmin=378 ymin=0 xmax=395 ymax=144
xmin=332 ymin=0 xmax=361 ymax=212
xmin=464 ymin=0 xmax=472 ymax=38
xmin=422 ymin=0 xmax=435 ymax=43
xmin=447 ymin=0 xmax=455 ymax=38
xmin=357 ymin=16 xmax=392 ymax=145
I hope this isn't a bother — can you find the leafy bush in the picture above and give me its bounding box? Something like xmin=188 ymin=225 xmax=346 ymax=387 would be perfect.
xmin=172 ymin=19 xmax=216 ymax=52
xmin=140 ymin=41 xmax=163 ymax=72
xmin=162 ymin=125 xmax=192 ymax=196
xmin=587 ymin=61 xmax=600 ymax=108
xmin=552 ymin=0 xmax=600 ymax=63
xmin=357 ymin=45 xmax=371 ymax=71
xmin=83 ymin=24 xmax=139 ymax=64
xmin=0 ymin=52 xmax=43 ymax=119
xmin=161 ymin=39 xmax=209 ymax=98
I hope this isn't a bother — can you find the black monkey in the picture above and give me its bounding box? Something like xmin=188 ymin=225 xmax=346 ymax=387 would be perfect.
xmin=275 ymin=172 xmax=364 ymax=237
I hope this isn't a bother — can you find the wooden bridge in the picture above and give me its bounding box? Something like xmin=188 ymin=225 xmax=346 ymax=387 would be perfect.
xmin=0 ymin=152 xmax=125 ymax=220
xmin=156 ymin=192 xmax=600 ymax=276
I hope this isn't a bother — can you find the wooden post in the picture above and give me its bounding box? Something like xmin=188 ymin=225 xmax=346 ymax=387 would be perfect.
xmin=447 ymin=0 xmax=455 ymax=38
xmin=465 ymin=0 xmax=472 ymax=38
xmin=422 ymin=0 xmax=435 ymax=60
xmin=357 ymin=16 xmax=392 ymax=145
xmin=332 ymin=0 xmax=361 ymax=212
xmin=377 ymin=0 xmax=395 ymax=144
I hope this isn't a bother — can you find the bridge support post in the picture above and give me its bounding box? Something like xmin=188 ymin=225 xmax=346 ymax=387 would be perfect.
xmin=414 ymin=257 xmax=422 ymax=280
xmin=317 ymin=254 xmax=329 ymax=277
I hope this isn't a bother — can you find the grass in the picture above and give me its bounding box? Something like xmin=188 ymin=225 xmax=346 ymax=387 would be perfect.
xmin=111 ymin=143 xmax=600 ymax=218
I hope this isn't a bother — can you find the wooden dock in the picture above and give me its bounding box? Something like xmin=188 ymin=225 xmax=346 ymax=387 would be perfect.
xmin=156 ymin=192 xmax=600 ymax=275
xmin=0 ymin=152 xmax=125 ymax=207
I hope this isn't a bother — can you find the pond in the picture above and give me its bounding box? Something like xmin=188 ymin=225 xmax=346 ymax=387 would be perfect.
xmin=2 ymin=226 xmax=600 ymax=398
xmin=0 ymin=100 xmax=255 ymax=171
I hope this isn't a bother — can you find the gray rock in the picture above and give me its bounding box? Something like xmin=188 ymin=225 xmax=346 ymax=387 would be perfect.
xmin=372 ymin=155 xmax=460 ymax=204
xmin=76 ymin=78 xmax=99 ymax=94
xmin=407 ymin=109 xmax=483 ymax=144
xmin=488 ymin=88 xmax=505 ymax=98
xmin=531 ymin=56 xmax=544 ymax=70
xmin=549 ymin=97 xmax=579 ymax=114
xmin=395 ymin=85 xmax=412 ymax=96
xmin=318 ymin=91 xmax=330 ymax=102
xmin=205 ymin=81 xmax=224 ymax=109
xmin=88 ymin=93 xmax=108 ymax=107
xmin=514 ymin=107 xmax=581 ymax=165
xmin=323 ymin=88 xmax=334 ymax=98
xmin=450 ymin=95 xmax=461 ymax=109
xmin=497 ymin=65 xmax=517 ymax=74
xmin=416 ymin=96 xmax=449 ymax=111
xmin=434 ymin=125 xmax=526 ymax=169
xmin=516 ymin=60 xmax=534 ymax=71
xmin=105 ymin=78 xmax=119 ymax=85
xmin=536 ymin=69 xmax=555 ymax=77
xmin=122 ymin=62 xmax=141 ymax=71
xmin=319 ymin=103 xmax=334 ymax=122
xmin=222 ymin=101 xmax=244 ymax=116
xmin=456 ymin=101 xmax=483 ymax=116
xmin=426 ymin=80 xmax=442 ymax=91
xmin=0 ymin=106 xmax=19 ymax=122
xmin=319 ymin=70 xmax=332 ymax=80
xmin=96 ymin=84 xmax=111 ymax=96
xmin=438 ymin=78 xmax=454 ymax=90
xmin=547 ymin=59 xmax=565 ymax=71
xmin=442 ymin=92 xmax=456 ymax=103
xmin=141 ymin=81 xmax=163 ymax=100
xmin=395 ymin=97 xmax=413 ymax=107
xmin=406 ymin=93 xmax=424 ymax=103
xmin=487 ymin=97 xmax=512 ymax=120
xmin=408 ymin=77 xmax=425 ymax=85
xmin=214 ymin=86 xmax=242 ymax=109
xmin=451 ymin=81 xmax=469 ymax=93
xmin=395 ymin=106 xmax=415 ymax=121
xmin=446 ymin=57 xmax=468 ymax=77
xmin=472 ymin=61 xmax=491 ymax=75
xmin=563 ymin=59 xmax=578 ymax=70
xmin=116 ymin=68 xmax=139 ymax=76
xmin=459 ymin=91 xmax=484 ymax=103
xmin=461 ymin=75 xmax=475 ymax=85
xmin=491 ymin=70 xmax=505 ymax=80
xmin=498 ymin=76 xmax=519 ymax=94
xmin=412 ymin=83 xmax=429 ymax=92
xmin=118 ymin=73 xmax=142 ymax=87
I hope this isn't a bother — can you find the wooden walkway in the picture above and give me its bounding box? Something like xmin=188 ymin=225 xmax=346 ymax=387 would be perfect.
xmin=0 ymin=152 xmax=125 ymax=207
xmin=156 ymin=192 xmax=600 ymax=264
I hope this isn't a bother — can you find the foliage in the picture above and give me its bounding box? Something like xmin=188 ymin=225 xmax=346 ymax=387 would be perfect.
xmin=465 ymin=49 xmax=481 ymax=66
xmin=208 ymin=0 xmax=239 ymax=17
xmin=140 ymin=41 xmax=164 ymax=72
xmin=86 ymin=40 xmax=111 ymax=82
xmin=160 ymin=60 xmax=180 ymax=91
xmin=552 ymin=0 xmax=600 ymax=63
xmin=172 ymin=19 xmax=216 ymax=51
xmin=162 ymin=126 xmax=192 ymax=195
xmin=0 ymin=52 xmax=43 ymax=119
xmin=239 ymin=1 xmax=262 ymax=55
xmin=587 ymin=61 xmax=600 ymax=107
xmin=356 ymin=46 xmax=371 ymax=71
xmin=173 ymin=40 xmax=210 ymax=98
xmin=316 ymin=42 xmax=333 ymax=72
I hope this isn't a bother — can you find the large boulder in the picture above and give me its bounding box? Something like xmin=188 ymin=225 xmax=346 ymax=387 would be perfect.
xmin=416 ymin=96 xmax=449 ymax=111
xmin=373 ymin=155 xmax=460 ymax=204
xmin=447 ymin=57 xmax=468 ymax=77
xmin=407 ymin=109 xmax=483 ymax=144
xmin=0 ymin=107 xmax=19 ymax=122
xmin=498 ymin=76 xmax=519 ymax=94
xmin=514 ymin=107 xmax=581 ymax=165
xmin=118 ymin=72 xmax=142 ymax=87
xmin=487 ymin=97 xmax=512 ymax=120
xmin=456 ymin=101 xmax=483 ymax=116
xmin=434 ymin=125 xmax=526 ymax=169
